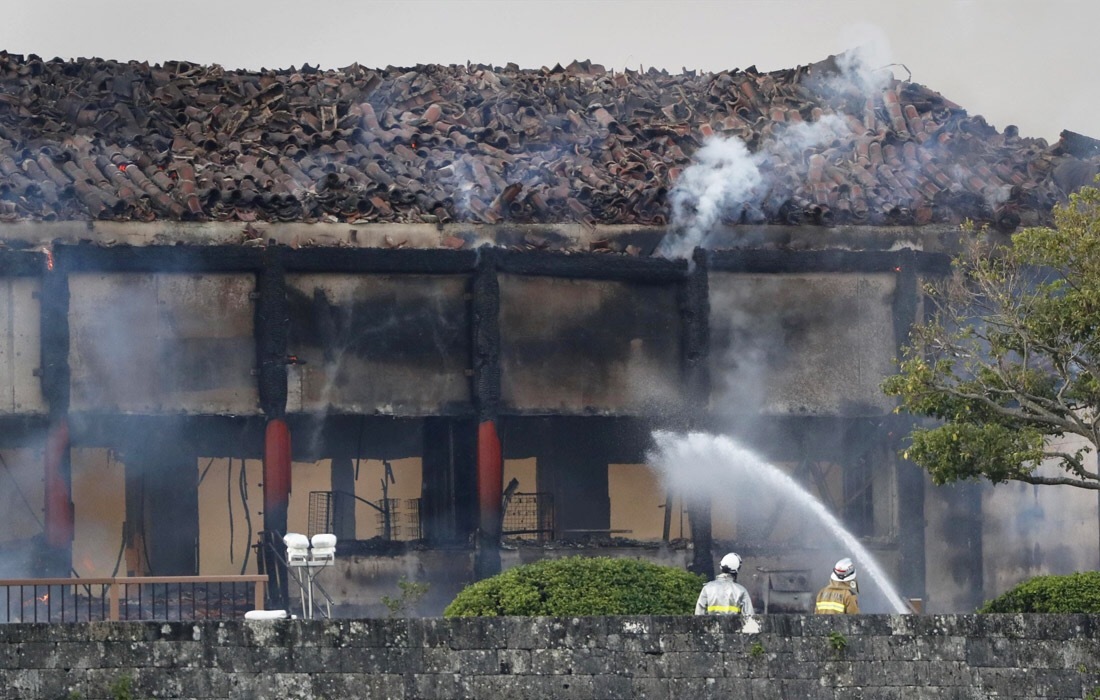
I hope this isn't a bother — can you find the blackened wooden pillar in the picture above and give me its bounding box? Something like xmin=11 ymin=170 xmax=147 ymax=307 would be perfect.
xmin=891 ymin=251 xmax=927 ymax=602
xmin=681 ymin=248 xmax=714 ymax=579
xmin=256 ymin=246 xmax=291 ymax=605
xmin=472 ymin=248 xmax=502 ymax=578
xmin=40 ymin=254 xmax=73 ymax=577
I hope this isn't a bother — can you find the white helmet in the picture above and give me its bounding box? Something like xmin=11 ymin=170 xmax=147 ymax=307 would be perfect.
xmin=831 ymin=557 xmax=856 ymax=582
xmin=719 ymin=552 xmax=742 ymax=575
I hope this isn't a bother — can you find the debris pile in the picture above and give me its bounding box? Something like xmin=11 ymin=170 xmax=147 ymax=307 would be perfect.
xmin=0 ymin=51 xmax=1095 ymax=231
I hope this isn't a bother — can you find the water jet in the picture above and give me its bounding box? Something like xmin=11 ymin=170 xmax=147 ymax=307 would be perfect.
xmin=650 ymin=430 xmax=911 ymax=613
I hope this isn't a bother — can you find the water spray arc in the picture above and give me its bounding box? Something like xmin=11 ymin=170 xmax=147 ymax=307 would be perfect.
xmin=650 ymin=430 xmax=910 ymax=614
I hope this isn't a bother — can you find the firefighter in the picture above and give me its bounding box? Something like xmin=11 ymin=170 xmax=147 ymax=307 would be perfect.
xmin=815 ymin=557 xmax=860 ymax=614
xmin=695 ymin=552 xmax=755 ymax=617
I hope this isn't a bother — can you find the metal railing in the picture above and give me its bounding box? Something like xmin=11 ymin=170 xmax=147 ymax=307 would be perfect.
xmin=0 ymin=576 xmax=266 ymax=623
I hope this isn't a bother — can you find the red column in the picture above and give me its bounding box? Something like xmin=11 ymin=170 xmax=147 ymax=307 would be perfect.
xmin=263 ymin=418 xmax=292 ymax=535
xmin=476 ymin=419 xmax=503 ymax=578
xmin=43 ymin=418 xmax=74 ymax=549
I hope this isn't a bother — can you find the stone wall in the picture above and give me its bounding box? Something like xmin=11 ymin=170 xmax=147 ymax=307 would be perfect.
xmin=2 ymin=615 xmax=1099 ymax=699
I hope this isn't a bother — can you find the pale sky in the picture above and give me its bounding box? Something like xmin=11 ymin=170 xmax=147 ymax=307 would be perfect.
xmin=2 ymin=0 xmax=1097 ymax=142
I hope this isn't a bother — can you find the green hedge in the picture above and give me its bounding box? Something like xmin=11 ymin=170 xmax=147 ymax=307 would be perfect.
xmin=444 ymin=556 xmax=706 ymax=617
xmin=978 ymin=571 xmax=1100 ymax=613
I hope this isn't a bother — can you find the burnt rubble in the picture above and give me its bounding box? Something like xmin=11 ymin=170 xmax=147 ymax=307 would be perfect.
xmin=0 ymin=50 xmax=1096 ymax=234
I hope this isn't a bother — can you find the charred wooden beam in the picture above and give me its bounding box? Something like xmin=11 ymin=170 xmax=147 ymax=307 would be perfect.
xmin=283 ymin=247 xmax=477 ymax=274
xmin=67 ymin=414 xmax=266 ymax=455
xmin=497 ymin=248 xmax=686 ymax=283
xmin=707 ymin=249 xmax=951 ymax=275
xmin=0 ymin=249 xmax=47 ymax=275
xmin=1058 ymin=129 xmax=1100 ymax=159
xmin=53 ymin=245 xmax=264 ymax=272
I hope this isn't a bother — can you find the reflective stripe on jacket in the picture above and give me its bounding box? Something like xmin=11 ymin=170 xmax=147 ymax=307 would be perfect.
xmin=695 ymin=574 xmax=754 ymax=616
xmin=814 ymin=579 xmax=859 ymax=614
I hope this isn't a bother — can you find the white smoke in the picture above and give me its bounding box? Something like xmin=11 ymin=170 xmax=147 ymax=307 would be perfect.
xmin=659 ymin=115 xmax=849 ymax=259
xmin=662 ymin=137 xmax=762 ymax=257
xmin=835 ymin=24 xmax=896 ymax=95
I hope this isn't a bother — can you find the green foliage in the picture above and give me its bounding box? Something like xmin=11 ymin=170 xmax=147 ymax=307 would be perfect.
xmin=109 ymin=675 xmax=134 ymax=700
xmin=749 ymin=641 xmax=765 ymax=658
xmin=443 ymin=556 xmax=706 ymax=617
xmin=978 ymin=571 xmax=1100 ymax=613
xmin=883 ymin=184 xmax=1100 ymax=491
xmin=827 ymin=631 xmax=848 ymax=654
xmin=380 ymin=578 xmax=430 ymax=618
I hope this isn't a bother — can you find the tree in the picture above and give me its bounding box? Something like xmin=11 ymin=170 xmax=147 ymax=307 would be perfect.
xmin=882 ymin=185 xmax=1100 ymax=491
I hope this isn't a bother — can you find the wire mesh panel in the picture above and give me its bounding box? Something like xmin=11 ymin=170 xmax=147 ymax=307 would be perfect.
xmin=502 ymin=492 xmax=555 ymax=540
xmin=374 ymin=498 xmax=400 ymax=539
xmin=310 ymin=492 xmax=423 ymax=541
xmin=308 ymin=491 xmax=335 ymax=538
xmin=404 ymin=499 xmax=422 ymax=540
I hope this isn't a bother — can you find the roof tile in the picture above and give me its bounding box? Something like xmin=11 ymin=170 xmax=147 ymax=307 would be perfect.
xmin=0 ymin=51 xmax=1096 ymax=231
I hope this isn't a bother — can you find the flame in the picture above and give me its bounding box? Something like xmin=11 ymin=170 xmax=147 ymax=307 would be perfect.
xmin=41 ymin=247 xmax=54 ymax=271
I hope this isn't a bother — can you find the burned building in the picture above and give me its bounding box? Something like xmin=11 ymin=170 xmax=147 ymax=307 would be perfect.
xmin=0 ymin=50 xmax=1098 ymax=614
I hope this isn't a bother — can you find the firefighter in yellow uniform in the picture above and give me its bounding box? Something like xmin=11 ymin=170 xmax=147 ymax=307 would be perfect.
xmin=815 ymin=557 xmax=860 ymax=614
xmin=695 ymin=552 xmax=754 ymax=616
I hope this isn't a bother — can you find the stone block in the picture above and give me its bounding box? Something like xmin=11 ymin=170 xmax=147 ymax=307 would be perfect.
xmin=310 ymin=672 xmax=375 ymax=700
xmin=966 ymin=636 xmax=1021 ymax=668
xmin=101 ymin=640 xmax=159 ymax=668
xmin=338 ymin=645 xmax=422 ymax=673
xmin=494 ymin=617 xmax=550 ymax=650
xmin=15 ymin=642 xmax=61 ymax=669
xmin=206 ymin=642 xmax=257 ymax=673
xmin=630 ymin=676 xmax=672 ymax=700
xmin=422 ymin=647 xmax=497 ymax=674
xmin=661 ymin=629 xmax=722 ymax=652
xmin=0 ymin=669 xmax=41 ymax=700
xmin=407 ymin=672 xmax=469 ymax=700
xmin=341 ymin=618 xmax=411 ymax=648
xmin=36 ymin=668 xmax=84 ymax=699
xmin=450 ymin=617 xmax=511 ymax=649
xmin=496 ymin=647 xmax=532 ymax=674
xmin=285 ymin=644 xmax=330 ymax=674
xmin=662 ymin=650 xmax=719 ymax=677
xmin=974 ymin=667 xmax=1042 ymax=697
xmin=244 ymin=671 xmax=316 ymax=700
xmin=762 ymin=614 xmax=805 ymax=637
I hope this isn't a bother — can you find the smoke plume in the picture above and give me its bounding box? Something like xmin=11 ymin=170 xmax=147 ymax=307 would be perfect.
xmin=659 ymin=115 xmax=849 ymax=259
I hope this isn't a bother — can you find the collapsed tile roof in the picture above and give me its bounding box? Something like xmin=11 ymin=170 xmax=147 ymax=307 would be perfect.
xmin=0 ymin=50 xmax=1098 ymax=232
